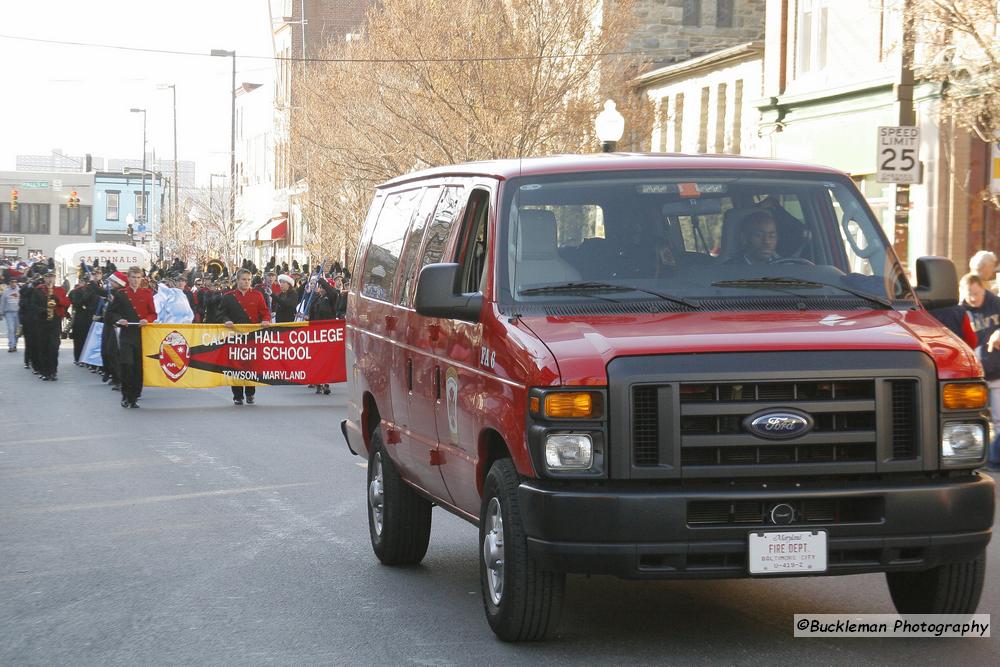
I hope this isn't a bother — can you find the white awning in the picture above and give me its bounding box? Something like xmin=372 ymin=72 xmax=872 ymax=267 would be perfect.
xmin=234 ymin=218 xmax=269 ymax=242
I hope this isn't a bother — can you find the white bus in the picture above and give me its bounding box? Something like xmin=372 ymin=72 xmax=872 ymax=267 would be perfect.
xmin=53 ymin=243 xmax=151 ymax=285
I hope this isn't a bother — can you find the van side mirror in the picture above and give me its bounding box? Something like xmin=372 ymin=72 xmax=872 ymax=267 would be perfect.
xmin=414 ymin=263 xmax=483 ymax=323
xmin=913 ymin=256 xmax=958 ymax=310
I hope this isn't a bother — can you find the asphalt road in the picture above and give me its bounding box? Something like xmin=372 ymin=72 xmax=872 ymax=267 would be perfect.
xmin=1 ymin=344 xmax=997 ymax=665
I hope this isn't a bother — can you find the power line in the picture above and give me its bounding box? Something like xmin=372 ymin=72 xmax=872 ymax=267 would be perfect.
xmin=0 ymin=33 xmax=643 ymax=64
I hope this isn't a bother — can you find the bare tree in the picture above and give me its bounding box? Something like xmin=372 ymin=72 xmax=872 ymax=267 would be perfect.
xmin=172 ymin=187 xmax=235 ymax=270
xmin=290 ymin=0 xmax=651 ymax=265
xmin=910 ymin=0 xmax=999 ymax=141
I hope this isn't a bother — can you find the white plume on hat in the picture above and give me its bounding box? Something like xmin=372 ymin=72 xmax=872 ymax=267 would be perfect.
xmin=277 ymin=274 xmax=294 ymax=286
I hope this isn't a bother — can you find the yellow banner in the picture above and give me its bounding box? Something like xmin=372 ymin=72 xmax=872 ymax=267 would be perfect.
xmin=140 ymin=321 xmax=347 ymax=388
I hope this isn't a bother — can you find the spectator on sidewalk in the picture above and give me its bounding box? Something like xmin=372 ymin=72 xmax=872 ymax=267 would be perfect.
xmin=959 ymin=272 xmax=1000 ymax=471
xmin=969 ymin=250 xmax=998 ymax=293
xmin=0 ymin=277 xmax=20 ymax=352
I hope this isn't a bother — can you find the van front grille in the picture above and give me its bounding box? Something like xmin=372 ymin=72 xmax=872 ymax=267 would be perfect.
xmin=629 ymin=377 xmax=919 ymax=474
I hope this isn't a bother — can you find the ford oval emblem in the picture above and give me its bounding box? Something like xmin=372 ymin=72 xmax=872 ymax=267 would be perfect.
xmin=744 ymin=409 xmax=813 ymax=440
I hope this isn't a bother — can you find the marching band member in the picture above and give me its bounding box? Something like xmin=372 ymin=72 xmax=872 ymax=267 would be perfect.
xmin=221 ymin=268 xmax=271 ymax=406
xmin=106 ymin=267 xmax=157 ymax=408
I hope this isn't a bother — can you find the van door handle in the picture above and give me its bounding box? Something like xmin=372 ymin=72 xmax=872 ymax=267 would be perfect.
xmin=385 ymin=314 xmax=398 ymax=331
xmin=434 ymin=366 xmax=441 ymax=400
xmin=406 ymin=358 xmax=413 ymax=391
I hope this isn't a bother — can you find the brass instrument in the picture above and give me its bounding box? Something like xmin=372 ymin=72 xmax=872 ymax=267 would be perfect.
xmin=207 ymin=259 xmax=226 ymax=279
xmin=46 ymin=288 xmax=56 ymax=321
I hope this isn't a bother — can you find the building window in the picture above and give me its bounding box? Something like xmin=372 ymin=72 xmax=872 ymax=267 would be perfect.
xmin=732 ymin=79 xmax=744 ymax=154
xmin=698 ymin=86 xmax=710 ymax=153
xmin=658 ymin=97 xmax=670 ymax=152
xmin=106 ymin=192 xmax=120 ymax=221
xmin=60 ymin=206 xmax=92 ymax=236
xmin=717 ymin=0 xmax=734 ymax=28
xmin=797 ymin=0 xmax=829 ymax=74
xmin=135 ymin=192 xmax=146 ymax=221
xmin=0 ymin=203 xmax=50 ymax=234
xmin=683 ymin=0 xmax=701 ymax=26
xmin=673 ymin=93 xmax=684 ymax=152
xmin=715 ymin=83 xmax=728 ymax=153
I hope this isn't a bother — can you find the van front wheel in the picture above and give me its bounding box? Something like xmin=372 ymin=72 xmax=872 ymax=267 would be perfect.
xmin=480 ymin=458 xmax=564 ymax=641
xmin=367 ymin=429 xmax=431 ymax=565
xmin=885 ymin=551 xmax=986 ymax=614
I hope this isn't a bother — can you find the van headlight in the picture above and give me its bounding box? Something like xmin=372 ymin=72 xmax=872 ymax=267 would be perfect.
xmin=545 ymin=434 xmax=593 ymax=470
xmin=941 ymin=422 xmax=986 ymax=466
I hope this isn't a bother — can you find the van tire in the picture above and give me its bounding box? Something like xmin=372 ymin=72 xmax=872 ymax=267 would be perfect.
xmin=885 ymin=551 xmax=986 ymax=614
xmin=480 ymin=458 xmax=564 ymax=642
xmin=367 ymin=428 xmax=431 ymax=565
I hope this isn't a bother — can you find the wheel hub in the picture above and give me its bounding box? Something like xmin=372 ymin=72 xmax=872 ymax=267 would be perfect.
xmin=483 ymin=497 xmax=504 ymax=605
xmin=369 ymin=454 xmax=385 ymax=536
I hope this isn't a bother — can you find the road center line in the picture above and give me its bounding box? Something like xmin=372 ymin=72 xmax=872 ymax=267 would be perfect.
xmin=3 ymin=434 xmax=116 ymax=446
xmin=0 ymin=457 xmax=168 ymax=479
xmin=6 ymin=482 xmax=318 ymax=515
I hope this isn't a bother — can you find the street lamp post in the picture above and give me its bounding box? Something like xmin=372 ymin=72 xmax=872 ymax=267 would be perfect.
xmin=210 ymin=49 xmax=237 ymax=240
xmin=595 ymin=100 xmax=625 ymax=153
xmin=129 ymin=107 xmax=148 ymax=226
xmin=157 ymin=84 xmax=179 ymax=255
xmin=123 ymin=166 xmax=162 ymax=258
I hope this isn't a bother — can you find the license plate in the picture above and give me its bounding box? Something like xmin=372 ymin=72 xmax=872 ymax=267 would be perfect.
xmin=748 ymin=530 xmax=827 ymax=574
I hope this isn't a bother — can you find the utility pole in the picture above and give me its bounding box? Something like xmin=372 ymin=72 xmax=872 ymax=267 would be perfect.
xmin=211 ymin=49 xmax=237 ymax=254
xmin=893 ymin=0 xmax=916 ymax=267
xmin=130 ymin=108 xmax=148 ymax=230
xmin=160 ymin=84 xmax=179 ymax=253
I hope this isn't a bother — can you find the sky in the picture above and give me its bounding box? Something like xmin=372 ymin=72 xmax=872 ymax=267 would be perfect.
xmin=0 ymin=0 xmax=277 ymax=185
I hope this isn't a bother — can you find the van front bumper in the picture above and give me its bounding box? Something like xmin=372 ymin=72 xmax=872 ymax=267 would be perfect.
xmin=518 ymin=473 xmax=994 ymax=579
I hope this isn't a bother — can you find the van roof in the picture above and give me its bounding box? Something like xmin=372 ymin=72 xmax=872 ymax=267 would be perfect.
xmin=377 ymin=153 xmax=846 ymax=188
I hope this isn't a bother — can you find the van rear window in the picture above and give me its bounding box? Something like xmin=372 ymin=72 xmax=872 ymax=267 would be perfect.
xmin=361 ymin=188 xmax=422 ymax=302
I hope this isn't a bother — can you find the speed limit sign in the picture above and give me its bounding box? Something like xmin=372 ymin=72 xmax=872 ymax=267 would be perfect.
xmin=877 ymin=126 xmax=921 ymax=184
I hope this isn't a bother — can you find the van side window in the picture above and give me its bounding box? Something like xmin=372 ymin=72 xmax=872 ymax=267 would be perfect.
xmin=361 ymin=188 xmax=421 ymax=302
xmin=397 ymin=187 xmax=441 ymax=306
xmin=456 ymin=190 xmax=490 ymax=294
xmin=419 ymin=185 xmax=464 ymax=270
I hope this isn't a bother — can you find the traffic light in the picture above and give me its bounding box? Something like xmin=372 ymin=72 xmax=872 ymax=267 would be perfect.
xmin=68 ymin=191 xmax=80 ymax=208
xmin=9 ymin=189 xmax=17 ymax=212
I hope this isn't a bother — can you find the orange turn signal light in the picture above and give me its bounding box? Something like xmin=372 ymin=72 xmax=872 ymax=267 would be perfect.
xmin=942 ymin=383 xmax=989 ymax=410
xmin=544 ymin=392 xmax=597 ymax=419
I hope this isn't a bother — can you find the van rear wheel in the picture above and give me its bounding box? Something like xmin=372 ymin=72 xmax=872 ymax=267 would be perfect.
xmin=885 ymin=551 xmax=986 ymax=614
xmin=367 ymin=428 xmax=431 ymax=565
xmin=480 ymin=458 xmax=564 ymax=642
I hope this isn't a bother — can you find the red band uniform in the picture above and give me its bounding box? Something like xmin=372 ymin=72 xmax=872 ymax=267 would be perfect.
xmin=220 ymin=287 xmax=271 ymax=404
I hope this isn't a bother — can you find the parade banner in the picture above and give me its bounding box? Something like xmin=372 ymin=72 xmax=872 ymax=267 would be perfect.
xmin=140 ymin=320 xmax=346 ymax=388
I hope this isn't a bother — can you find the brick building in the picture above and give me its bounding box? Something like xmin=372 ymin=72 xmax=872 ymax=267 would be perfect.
xmin=627 ymin=0 xmax=765 ymax=65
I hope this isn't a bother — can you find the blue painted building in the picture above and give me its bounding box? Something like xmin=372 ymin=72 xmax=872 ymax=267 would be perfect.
xmin=93 ymin=170 xmax=164 ymax=244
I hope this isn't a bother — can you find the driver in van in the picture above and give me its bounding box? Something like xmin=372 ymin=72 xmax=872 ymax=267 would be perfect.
xmin=729 ymin=210 xmax=781 ymax=265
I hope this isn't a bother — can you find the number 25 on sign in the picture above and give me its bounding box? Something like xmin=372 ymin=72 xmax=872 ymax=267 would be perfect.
xmin=877 ymin=126 xmax=921 ymax=184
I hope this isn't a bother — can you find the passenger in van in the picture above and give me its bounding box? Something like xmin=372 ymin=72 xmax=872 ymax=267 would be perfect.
xmin=727 ymin=211 xmax=781 ymax=265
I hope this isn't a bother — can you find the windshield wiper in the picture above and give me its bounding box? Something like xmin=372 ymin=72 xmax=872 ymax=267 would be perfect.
xmin=519 ymin=281 xmax=699 ymax=309
xmin=711 ymin=277 xmax=893 ymax=309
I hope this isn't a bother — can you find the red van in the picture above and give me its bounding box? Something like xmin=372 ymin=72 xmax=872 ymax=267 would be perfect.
xmin=342 ymin=154 xmax=994 ymax=641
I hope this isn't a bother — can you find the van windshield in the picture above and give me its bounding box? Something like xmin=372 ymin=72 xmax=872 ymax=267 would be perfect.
xmin=498 ymin=170 xmax=910 ymax=309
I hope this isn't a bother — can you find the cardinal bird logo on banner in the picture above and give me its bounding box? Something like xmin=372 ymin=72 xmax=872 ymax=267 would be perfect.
xmin=158 ymin=331 xmax=190 ymax=382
